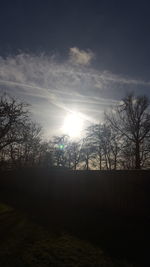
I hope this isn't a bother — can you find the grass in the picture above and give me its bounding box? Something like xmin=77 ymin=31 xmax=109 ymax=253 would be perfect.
xmin=0 ymin=202 xmax=133 ymax=267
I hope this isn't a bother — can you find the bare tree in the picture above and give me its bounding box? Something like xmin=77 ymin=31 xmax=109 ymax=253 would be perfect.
xmin=80 ymin=136 xmax=95 ymax=170
xmin=84 ymin=124 xmax=121 ymax=170
xmin=52 ymin=135 xmax=69 ymax=168
xmin=51 ymin=135 xmax=82 ymax=170
xmin=66 ymin=141 xmax=82 ymax=170
xmin=4 ymin=122 xmax=43 ymax=167
xmin=85 ymin=124 xmax=104 ymax=170
xmin=0 ymin=93 xmax=47 ymax=169
xmin=0 ymin=93 xmax=29 ymax=151
xmin=13 ymin=122 xmax=42 ymax=166
xmin=106 ymin=93 xmax=150 ymax=169
xmin=38 ymin=141 xmax=54 ymax=167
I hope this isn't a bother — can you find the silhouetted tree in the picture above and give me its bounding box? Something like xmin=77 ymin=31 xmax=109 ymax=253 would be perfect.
xmin=8 ymin=122 xmax=42 ymax=167
xmin=66 ymin=140 xmax=82 ymax=170
xmin=80 ymin=136 xmax=95 ymax=170
xmin=52 ymin=135 xmax=69 ymax=168
xmin=102 ymin=124 xmax=122 ymax=170
xmin=0 ymin=93 xmax=45 ymax=169
xmin=38 ymin=141 xmax=54 ymax=167
xmin=84 ymin=123 xmax=121 ymax=170
xmin=106 ymin=93 xmax=150 ymax=169
xmin=85 ymin=124 xmax=104 ymax=170
xmin=0 ymin=93 xmax=29 ymax=152
xmin=51 ymin=136 xmax=82 ymax=169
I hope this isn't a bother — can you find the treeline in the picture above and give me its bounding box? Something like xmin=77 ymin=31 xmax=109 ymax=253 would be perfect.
xmin=0 ymin=92 xmax=150 ymax=170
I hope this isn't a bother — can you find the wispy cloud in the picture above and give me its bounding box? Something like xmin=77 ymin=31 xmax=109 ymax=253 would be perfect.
xmin=0 ymin=49 xmax=150 ymax=136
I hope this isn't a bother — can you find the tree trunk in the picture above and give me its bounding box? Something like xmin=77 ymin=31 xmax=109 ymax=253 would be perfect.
xmin=74 ymin=160 xmax=77 ymax=170
xmin=135 ymin=141 xmax=141 ymax=169
xmin=114 ymin=154 xmax=117 ymax=170
xmin=86 ymin=157 xmax=89 ymax=170
xmin=99 ymin=151 xmax=102 ymax=170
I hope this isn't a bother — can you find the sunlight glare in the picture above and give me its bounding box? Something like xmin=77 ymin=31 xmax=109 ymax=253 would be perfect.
xmin=63 ymin=112 xmax=83 ymax=138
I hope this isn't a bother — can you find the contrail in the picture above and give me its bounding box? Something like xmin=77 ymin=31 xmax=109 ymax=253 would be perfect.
xmin=0 ymin=78 xmax=68 ymax=111
xmin=0 ymin=79 xmax=50 ymax=93
xmin=0 ymin=78 xmax=95 ymax=123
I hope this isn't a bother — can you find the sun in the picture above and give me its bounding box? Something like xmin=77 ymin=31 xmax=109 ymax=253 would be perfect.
xmin=62 ymin=112 xmax=83 ymax=138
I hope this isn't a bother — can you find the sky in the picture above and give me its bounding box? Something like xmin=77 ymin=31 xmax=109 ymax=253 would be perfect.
xmin=0 ymin=0 xmax=150 ymax=138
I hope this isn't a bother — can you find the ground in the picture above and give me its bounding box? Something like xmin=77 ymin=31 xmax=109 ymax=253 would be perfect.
xmin=0 ymin=202 xmax=132 ymax=267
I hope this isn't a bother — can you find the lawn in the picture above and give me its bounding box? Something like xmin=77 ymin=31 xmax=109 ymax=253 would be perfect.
xmin=0 ymin=202 xmax=133 ymax=267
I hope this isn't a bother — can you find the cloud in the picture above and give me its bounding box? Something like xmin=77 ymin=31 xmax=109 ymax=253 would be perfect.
xmin=0 ymin=50 xmax=150 ymax=136
xmin=69 ymin=47 xmax=94 ymax=65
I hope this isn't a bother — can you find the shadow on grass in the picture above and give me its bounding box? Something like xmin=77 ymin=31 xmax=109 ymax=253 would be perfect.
xmin=0 ymin=169 xmax=150 ymax=266
xmin=0 ymin=202 xmax=133 ymax=267
xmin=0 ymin=190 xmax=149 ymax=267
